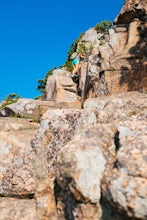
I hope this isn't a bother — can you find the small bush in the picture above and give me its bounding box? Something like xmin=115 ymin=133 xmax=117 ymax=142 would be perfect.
xmin=95 ymin=20 xmax=113 ymax=46
xmin=0 ymin=93 xmax=21 ymax=109
xmin=95 ymin=20 xmax=113 ymax=34
xmin=77 ymin=42 xmax=93 ymax=59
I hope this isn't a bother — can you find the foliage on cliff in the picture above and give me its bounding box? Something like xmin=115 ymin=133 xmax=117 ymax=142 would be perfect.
xmin=63 ymin=32 xmax=84 ymax=72
xmin=36 ymin=20 xmax=113 ymax=98
xmin=0 ymin=93 xmax=21 ymax=109
xmin=95 ymin=20 xmax=113 ymax=45
xmin=36 ymin=33 xmax=84 ymax=98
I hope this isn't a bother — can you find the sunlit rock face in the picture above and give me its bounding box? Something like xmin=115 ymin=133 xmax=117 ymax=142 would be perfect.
xmin=114 ymin=0 xmax=147 ymax=24
xmin=0 ymin=117 xmax=39 ymax=220
xmin=31 ymin=91 xmax=146 ymax=220
xmin=76 ymin=0 xmax=147 ymax=99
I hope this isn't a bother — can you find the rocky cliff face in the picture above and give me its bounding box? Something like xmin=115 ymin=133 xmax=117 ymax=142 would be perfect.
xmin=77 ymin=0 xmax=147 ymax=100
xmin=114 ymin=0 xmax=147 ymax=24
xmin=0 ymin=0 xmax=147 ymax=219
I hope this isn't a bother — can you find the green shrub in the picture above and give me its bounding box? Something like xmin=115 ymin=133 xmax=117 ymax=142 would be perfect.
xmin=95 ymin=20 xmax=113 ymax=34
xmin=77 ymin=42 xmax=93 ymax=60
xmin=0 ymin=93 xmax=21 ymax=109
xmin=95 ymin=20 xmax=113 ymax=45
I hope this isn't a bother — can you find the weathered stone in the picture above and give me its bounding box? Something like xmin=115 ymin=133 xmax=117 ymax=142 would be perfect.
xmin=0 ymin=117 xmax=39 ymax=196
xmin=33 ymin=109 xmax=81 ymax=219
xmin=84 ymin=91 xmax=147 ymax=123
xmin=45 ymin=69 xmax=81 ymax=107
xmin=115 ymin=0 xmax=147 ymax=24
xmin=78 ymin=62 xmax=88 ymax=102
xmin=77 ymin=10 xmax=147 ymax=98
xmin=45 ymin=75 xmax=56 ymax=101
xmin=0 ymin=98 xmax=48 ymax=119
xmin=80 ymin=29 xmax=99 ymax=48
xmin=0 ymin=198 xmax=37 ymax=220
xmin=0 ymin=98 xmax=82 ymax=119
xmin=33 ymin=108 xmax=101 ymax=219
xmin=55 ymin=124 xmax=115 ymax=220
xmin=55 ymin=75 xmax=77 ymax=103
xmin=72 ymin=204 xmax=102 ymax=220
xmin=57 ymin=127 xmax=107 ymax=203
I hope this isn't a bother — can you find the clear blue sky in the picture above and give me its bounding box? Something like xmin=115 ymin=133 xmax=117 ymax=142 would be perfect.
xmin=0 ymin=0 xmax=124 ymax=101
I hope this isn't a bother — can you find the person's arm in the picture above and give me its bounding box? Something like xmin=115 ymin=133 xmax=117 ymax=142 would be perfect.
xmin=79 ymin=54 xmax=85 ymax=62
xmin=80 ymin=54 xmax=84 ymax=58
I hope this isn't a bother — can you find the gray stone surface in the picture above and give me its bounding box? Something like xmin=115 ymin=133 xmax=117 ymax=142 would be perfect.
xmin=0 ymin=198 xmax=37 ymax=220
xmin=0 ymin=117 xmax=39 ymax=196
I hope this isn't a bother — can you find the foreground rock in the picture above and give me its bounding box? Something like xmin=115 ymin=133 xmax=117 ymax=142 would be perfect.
xmin=32 ymin=91 xmax=147 ymax=220
xmin=0 ymin=97 xmax=82 ymax=119
xmin=33 ymin=108 xmax=99 ymax=219
xmin=0 ymin=117 xmax=39 ymax=196
xmin=0 ymin=117 xmax=39 ymax=219
xmin=0 ymin=198 xmax=37 ymax=220
xmin=56 ymin=124 xmax=115 ymax=220
xmin=106 ymin=120 xmax=147 ymax=219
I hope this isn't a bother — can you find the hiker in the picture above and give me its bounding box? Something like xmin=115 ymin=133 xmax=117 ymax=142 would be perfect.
xmin=70 ymin=53 xmax=84 ymax=77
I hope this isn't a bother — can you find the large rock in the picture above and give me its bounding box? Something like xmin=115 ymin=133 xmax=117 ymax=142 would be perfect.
xmin=0 ymin=91 xmax=146 ymax=220
xmin=0 ymin=117 xmax=39 ymax=196
xmin=56 ymin=124 xmax=115 ymax=220
xmin=0 ymin=198 xmax=37 ymax=220
xmin=78 ymin=62 xmax=88 ymax=103
xmin=115 ymin=0 xmax=147 ymax=24
xmin=33 ymin=108 xmax=101 ymax=219
xmin=0 ymin=98 xmax=49 ymax=119
xmin=32 ymin=91 xmax=147 ymax=220
xmin=84 ymin=91 xmax=147 ymax=219
xmin=45 ymin=69 xmax=82 ymax=108
xmin=76 ymin=3 xmax=147 ymax=99
xmin=84 ymin=91 xmax=147 ymax=123
xmin=0 ymin=97 xmax=82 ymax=119
xmin=105 ymin=118 xmax=147 ymax=219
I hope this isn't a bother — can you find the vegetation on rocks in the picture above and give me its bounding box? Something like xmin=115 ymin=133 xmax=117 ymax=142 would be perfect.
xmin=63 ymin=32 xmax=84 ymax=72
xmin=95 ymin=20 xmax=113 ymax=45
xmin=0 ymin=93 xmax=21 ymax=109
xmin=36 ymin=20 xmax=113 ymax=99
xmin=95 ymin=20 xmax=113 ymax=34
xmin=77 ymin=42 xmax=94 ymax=60
xmin=36 ymin=33 xmax=84 ymax=98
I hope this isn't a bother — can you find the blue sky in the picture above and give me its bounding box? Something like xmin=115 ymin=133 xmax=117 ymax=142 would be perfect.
xmin=0 ymin=0 xmax=124 ymax=101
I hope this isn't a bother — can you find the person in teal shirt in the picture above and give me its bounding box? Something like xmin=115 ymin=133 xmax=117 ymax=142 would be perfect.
xmin=70 ymin=53 xmax=84 ymax=76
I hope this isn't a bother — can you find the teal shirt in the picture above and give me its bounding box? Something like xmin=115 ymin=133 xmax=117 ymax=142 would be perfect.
xmin=72 ymin=57 xmax=79 ymax=66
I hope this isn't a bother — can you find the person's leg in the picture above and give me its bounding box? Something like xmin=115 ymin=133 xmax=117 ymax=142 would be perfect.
xmin=72 ymin=65 xmax=76 ymax=74
xmin=74 ymin=63 xmax=80 ymax=74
